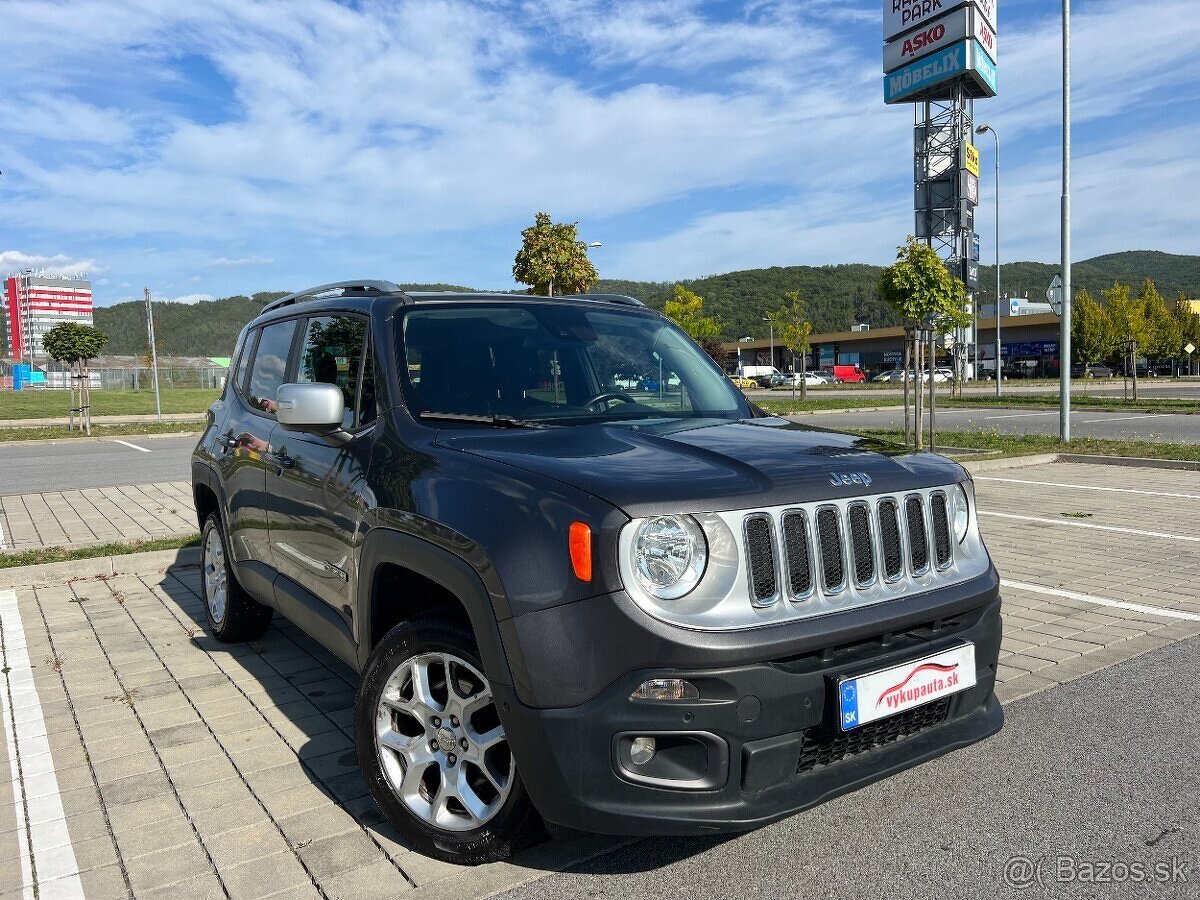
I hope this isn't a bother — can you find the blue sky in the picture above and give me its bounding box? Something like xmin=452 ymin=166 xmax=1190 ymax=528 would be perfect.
xmin=1 ymin=0 xmax=1198 ymax=308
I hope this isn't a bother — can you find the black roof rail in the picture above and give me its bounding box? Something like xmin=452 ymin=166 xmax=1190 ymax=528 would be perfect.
xmin=262 ymin=280 xmax=404 ymax=313
xmin=578 ymin=293 xmax=645 ymax=307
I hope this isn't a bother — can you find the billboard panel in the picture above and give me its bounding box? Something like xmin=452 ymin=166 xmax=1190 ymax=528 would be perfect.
xmin=884 ymin=39 xmax=997 ymax=104
xmin=884 ymin=6 xmax=998 ymax=72
xmin=883 ymin=0 xmax=996 ymax=43
xmin=962 ymin=141 xmax=980 ymax=176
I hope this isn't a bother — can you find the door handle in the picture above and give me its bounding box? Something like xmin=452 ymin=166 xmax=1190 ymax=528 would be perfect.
xmin=218 ymin=434 xmax=240 ymax=450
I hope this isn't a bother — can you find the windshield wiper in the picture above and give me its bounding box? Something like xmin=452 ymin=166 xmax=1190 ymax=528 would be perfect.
xmin=418 ymin=411 xmax=550 ymax=429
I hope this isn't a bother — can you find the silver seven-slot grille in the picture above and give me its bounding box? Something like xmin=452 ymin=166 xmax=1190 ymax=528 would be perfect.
xmin=743 ymin=489 xmax=954 ymax=607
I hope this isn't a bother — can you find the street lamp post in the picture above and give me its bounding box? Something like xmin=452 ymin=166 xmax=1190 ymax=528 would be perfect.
xmin=975 ymin=124 xmax=1001 ymax=397
xmin=1060 ymin=0 xmax=1073 ymax=441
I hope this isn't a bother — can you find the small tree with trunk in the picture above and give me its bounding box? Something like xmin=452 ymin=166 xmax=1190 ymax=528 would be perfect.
xmin=1072 ymin=288 xmax=1116 ymax=369
xmin=768 ymin=290 xmax=813 ymax=401
xmin=42 ymin=322 xmax=109 ymax=434
xmin=512 ymin=212 xmax=599 ymax=296
xmin=878 ymin=237 xmax=970 ymax=448
xmin=1103 ymin=281 xmax=1152 ymax=401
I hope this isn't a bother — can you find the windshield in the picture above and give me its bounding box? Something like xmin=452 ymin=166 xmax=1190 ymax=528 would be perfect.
xmin=397 ymin=302 xmax=749 ymax=425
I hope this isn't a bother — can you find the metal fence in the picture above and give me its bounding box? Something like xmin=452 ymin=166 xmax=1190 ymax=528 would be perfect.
xmin=7 ymin=366 xmax=227 ymax=391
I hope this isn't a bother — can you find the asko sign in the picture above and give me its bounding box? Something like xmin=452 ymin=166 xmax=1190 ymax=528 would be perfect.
xmin=884 ymin=39 xmax=997 ymax=104
xmin=884 ymin=0 xmax=997 ymax=43
xmin=884 ymin=5 xmax=998 ymax=72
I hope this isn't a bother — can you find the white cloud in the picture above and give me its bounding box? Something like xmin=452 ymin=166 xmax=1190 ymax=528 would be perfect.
xmin=0 ymin=250 xmax=98 ymax=276
xmin=209 ymin=256 xmax=274 ymax=268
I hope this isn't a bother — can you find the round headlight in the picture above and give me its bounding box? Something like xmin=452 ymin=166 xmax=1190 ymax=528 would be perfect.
xmin=951 ymin=483 xmax=970 ymax=543
xmin=633 ymin=515 xmax=708 ymax=600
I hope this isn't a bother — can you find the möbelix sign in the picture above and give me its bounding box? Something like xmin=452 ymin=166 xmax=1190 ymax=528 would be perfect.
xmin=884 ymin=5 xmax=997 ymax=72
xmin=884 ymin=38 xmax=997 ymax=103
xmin=883 ymin=0 xmax=997 ymax=43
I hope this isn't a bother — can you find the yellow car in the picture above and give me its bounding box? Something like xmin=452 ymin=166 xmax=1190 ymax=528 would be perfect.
xmin=728 ymin=375 xmax=757 ymax=390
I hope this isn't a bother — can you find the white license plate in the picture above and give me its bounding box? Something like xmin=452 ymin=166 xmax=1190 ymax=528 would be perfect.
xmin=837 ymin=643 xmax=976 ymax=731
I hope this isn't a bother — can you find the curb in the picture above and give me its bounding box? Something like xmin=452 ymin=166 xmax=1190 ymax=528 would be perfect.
xmin=0 ymin=430 xmax=202 ymax=448
xmin=0 ymin=546 xmax=200 ymax=589
xmin=1057 ymin=453 xmax=1200 ymax=471
xmin=960 ymin=452 xmax=1200 ymax=474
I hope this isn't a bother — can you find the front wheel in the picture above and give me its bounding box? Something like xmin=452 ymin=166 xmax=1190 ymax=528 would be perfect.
xmin=355 ymin=615 xmax=542 ymax=864
xmin=201 ymin=513 xmax=272 ymax=642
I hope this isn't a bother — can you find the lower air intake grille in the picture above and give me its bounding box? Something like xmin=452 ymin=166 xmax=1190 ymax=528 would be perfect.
xmin=930 ymin=492 xmax=952 ymax=568
xmin=796 ymin=697 xmax=951 ymax=774
xmin=905 ymin=496 xmax=929 ymax=573
xmin=744 ymin=515 xmax=777 ymax=605
xmin=878 ymin=499 xmax=904 ymax=580
xmin=816 ymin=507 xmax=844 ymax=592
xmin=781 ymin=512 xmax=812 ymax=597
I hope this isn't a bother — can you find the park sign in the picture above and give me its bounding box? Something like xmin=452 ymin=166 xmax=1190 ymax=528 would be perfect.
xmin=883 ymin=0 xmax=996 ymax=43
xmin=884 ymin=4 xmax=997 ymax=72
xmin=884 ymin=38 xmax=997 ymax=103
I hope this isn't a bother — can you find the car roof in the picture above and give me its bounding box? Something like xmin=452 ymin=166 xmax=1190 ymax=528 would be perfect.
xmin=259 ymin=281 xmax=646 ymax=316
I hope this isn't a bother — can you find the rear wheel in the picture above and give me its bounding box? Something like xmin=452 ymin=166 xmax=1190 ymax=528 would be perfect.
xmin=201 ymin=513 xmax=272 ymax=642
xmin=356 ymin=615 xmax=542 ymax=864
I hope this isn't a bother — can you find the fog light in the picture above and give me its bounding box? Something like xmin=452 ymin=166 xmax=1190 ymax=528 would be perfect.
xmin=630 ymin=736 xmax=656 ymax=765
xmin=631 ymin=678 xmax=700 ymax=702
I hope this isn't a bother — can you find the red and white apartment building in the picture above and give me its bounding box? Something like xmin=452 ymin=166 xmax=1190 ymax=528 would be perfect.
xmin=3 ymin=272 xmax=94 ymax=361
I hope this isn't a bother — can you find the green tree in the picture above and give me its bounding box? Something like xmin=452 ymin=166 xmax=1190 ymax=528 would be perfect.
xmin=42 ymin=322 xmax=109 ymax=434
xmin=1071 ymin=288 xmax=1115 ymax=366
xmin=878 ymin=237 xmax=970 ymax=448
xmin=663 ymin=285 xmax=724 ymax=362
xmin=1103 ymin=281 xmax=1152 ymax=399
xmin=768 ymin=290 xmax=813 ymax=400
xmin=512 ymin=212 xmax=599 ymax=296
xmin=1139 ymin=278 xmax=1181 ymax=361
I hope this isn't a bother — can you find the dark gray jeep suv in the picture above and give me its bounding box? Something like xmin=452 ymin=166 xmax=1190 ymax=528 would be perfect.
xmin=192 ymin=281 xmax=1002 ymax=864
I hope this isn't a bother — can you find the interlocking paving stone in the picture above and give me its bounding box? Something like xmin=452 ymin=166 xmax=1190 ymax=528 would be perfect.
xmin=4 ymin=462 xmax=1199 ymax=899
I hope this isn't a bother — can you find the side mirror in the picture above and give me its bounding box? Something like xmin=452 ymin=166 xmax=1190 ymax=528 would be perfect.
xmin=276 ymin=383 xmax=344 ymax=433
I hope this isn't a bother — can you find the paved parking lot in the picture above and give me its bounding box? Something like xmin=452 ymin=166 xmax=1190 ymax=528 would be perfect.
xmin=2 ymin=460 xmax=1198 ymax=898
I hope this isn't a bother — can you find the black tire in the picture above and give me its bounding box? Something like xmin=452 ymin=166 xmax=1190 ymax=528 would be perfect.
xmin=200 ymin=513 xmax=272 ymax=642
xmin=355 ymin=614 xmax=543 ymax=865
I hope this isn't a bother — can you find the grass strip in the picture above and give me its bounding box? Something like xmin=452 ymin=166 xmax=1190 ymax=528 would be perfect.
xmin=0 ymin=387 xmax=219 ymax=420
xmin=0 ymin=534 xmax=200 ymax=569
xmin=0 ymin=423 xmax=204 ymax=442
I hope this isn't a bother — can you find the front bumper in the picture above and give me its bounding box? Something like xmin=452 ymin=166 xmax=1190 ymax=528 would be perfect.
xmin=496 ymin=591 xmax=1002 ymax=835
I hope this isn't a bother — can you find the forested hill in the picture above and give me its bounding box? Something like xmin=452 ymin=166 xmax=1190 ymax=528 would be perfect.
xmin=87 ymin=252 xmax=1200 ymax=356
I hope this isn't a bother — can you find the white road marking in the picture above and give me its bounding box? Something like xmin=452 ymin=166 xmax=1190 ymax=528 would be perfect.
xmin=979 ymin=411 xmax=1061 ymax=420
xmin=1002 ymin=579 xmax=1200 ymax=622
xmin=0 ymin=517 xmax=6 ymax=551
xmin=1076 ymin=413 xmax=1169 ymax=424
xmin=976 ymin=476 xmax=1200 ymax=501
xmin=980 ymin=510 xmax=1200 ymax=543
xmin=111 ymin=439 xmax=151 ymax=453
xmin=0 ymin=589 xmax=83 ymax=899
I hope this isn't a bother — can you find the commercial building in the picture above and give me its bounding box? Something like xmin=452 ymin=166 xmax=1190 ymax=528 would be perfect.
xmin=724 ymin=311 xmax=1064 ymax=380
xmin=3 ymin=272 xmax=94 ymax=361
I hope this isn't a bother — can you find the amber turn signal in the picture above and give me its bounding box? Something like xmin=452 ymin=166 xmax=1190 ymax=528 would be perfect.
xmin=569 ymin=521 xmax=592 ymax=582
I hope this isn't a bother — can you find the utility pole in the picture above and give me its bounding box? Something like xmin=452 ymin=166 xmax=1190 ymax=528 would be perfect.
xmin=1059 ymin=0 xmax=1073 ymax=441
xmin=144 ymin=287 xmax=162 ymax=423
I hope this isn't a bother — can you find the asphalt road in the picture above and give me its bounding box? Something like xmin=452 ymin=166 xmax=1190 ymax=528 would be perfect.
xmin=0 ymin=435 xmax=196 ymax=495
xmin=500 ymin=636 xmax=1200 ymax=900
xmin=749 ymin=379 xmax=1200 ymax=401
xmin=795 ymin=406 xmax=1200 ymax=444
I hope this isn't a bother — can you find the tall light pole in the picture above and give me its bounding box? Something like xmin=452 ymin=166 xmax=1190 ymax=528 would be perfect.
xmin=144 ymin=287 xmax=162 ymax=423
xmin=975 ymin=124 xmax=1001 ymax=397
xmin=762 ymin=317 xmax=774 ymax=371
xmin=1060 ymin=0 xmax=1073 ymax=441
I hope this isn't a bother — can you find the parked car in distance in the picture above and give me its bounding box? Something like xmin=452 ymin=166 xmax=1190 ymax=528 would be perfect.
xmin=810 ymin=371 xmax=838 ymax=384
xmin=782 ymin=371 xmax=825 ymax=387
xmin=1070 ymin=364 xmax=1113 ymax=378
xmin=729 ymin=374 xmax=758 ymax=389
xmin=872 ymin=369 xmax=907 ymax=383
xmin=828 ymin=364 xmax=866 ymax=383
xmin=753 ymin=373 xmax=788 ymax=389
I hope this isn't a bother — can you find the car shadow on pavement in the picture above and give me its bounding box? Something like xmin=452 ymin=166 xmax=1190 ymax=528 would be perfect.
xmin=157 ymin=565 xmax=731 ymax=880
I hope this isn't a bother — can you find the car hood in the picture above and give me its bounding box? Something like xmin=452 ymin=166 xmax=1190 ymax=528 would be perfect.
xmin=436 ymin=416 xmax=967 ymax=517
